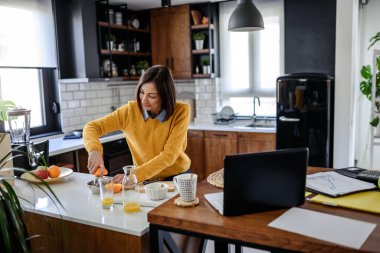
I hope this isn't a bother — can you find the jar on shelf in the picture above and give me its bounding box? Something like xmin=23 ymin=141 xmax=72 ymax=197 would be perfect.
xmin=115 ymin=12 xmax=123 ymax=25
xmin=106 ymin=9 xmax=114 ymax=23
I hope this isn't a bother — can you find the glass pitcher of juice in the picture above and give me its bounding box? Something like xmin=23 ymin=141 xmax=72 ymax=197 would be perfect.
xmin=122 ymin=165 xmax=141 ymax=213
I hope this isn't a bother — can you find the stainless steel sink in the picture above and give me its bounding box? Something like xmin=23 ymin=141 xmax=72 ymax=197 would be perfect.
xmin=233 ymin=119 xmax=276 ymax=129
xmin=245 ymin=122 xmax=276 ymax=128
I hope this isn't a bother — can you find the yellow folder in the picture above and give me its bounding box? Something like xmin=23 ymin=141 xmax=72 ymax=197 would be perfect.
xmin=310 ymin=190 xmax=380 ymax=214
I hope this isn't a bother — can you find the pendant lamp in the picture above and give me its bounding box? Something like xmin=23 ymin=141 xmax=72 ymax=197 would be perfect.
xmin=228 ymin=0 xmax=264 ymax=32
xmin=161 ymin=0 xmax=171 ymax=7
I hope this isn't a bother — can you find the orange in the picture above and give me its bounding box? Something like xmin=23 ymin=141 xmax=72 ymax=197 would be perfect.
xmin=113 ymin=183 xmax=122 ymax=193
xmin=94 ymin=168 xmax=108 ymax=177
xmin=105 ymin=183 xmax=122 ymax=193
xmin=47 ymin=165 xmax=61 ymax=178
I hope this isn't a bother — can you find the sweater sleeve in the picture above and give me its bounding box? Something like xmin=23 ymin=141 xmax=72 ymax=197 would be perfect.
xmin=135 ymin=103 xmax=190 ymax=182
xmin=83 ymin=104 xmax=129 ymax=154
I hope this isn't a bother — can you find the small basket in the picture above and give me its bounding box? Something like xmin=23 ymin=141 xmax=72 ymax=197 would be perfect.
xmin=207 ymin=169 xmax=224 ymax=188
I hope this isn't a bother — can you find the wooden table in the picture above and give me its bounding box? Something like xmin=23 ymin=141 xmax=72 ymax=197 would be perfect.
xmin=148 ymin=167 xmax=380 ymax=253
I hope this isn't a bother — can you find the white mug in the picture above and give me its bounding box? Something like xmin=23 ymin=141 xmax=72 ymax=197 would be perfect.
xmin=173 ymin=173 xmax=198 ymax=202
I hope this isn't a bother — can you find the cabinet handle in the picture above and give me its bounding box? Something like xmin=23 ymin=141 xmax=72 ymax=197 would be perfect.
xmin=279 ymin=116 xmax=300 ymax=122
xmin=212 ymin=134 xmax=228 ymax=137
xmin=171 ymin=58 xmax=174 ymax=70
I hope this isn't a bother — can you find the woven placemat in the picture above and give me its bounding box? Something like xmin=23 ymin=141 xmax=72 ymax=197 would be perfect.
xmin=207 ymin=169 xmax=224 ymax=188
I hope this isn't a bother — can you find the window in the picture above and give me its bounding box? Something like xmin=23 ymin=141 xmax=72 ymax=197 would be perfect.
xmin=218 ymin=0 xmax=284 ymax=116
xmin=0 ymin=0 xmax=61 ymax=136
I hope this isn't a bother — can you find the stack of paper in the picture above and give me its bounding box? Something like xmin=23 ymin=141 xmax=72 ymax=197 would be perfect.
xmin=306 ymin=171 xmax=376 ymax=197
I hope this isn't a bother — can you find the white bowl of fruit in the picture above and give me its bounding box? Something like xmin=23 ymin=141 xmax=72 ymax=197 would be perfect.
xmin=21 ymin=165 xmax=73 ymax=183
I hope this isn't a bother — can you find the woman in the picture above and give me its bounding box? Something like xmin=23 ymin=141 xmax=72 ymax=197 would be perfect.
xmin=83 ymin=65 xmax=191 ymax=183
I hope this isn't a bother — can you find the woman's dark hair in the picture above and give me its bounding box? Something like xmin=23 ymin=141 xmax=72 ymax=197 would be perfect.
xmin=135 ymin=65 xmax=176 ymax=120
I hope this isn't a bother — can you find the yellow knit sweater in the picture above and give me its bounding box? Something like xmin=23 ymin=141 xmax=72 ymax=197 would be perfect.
xmin=83 ymin=101 xmax=191 ymax=182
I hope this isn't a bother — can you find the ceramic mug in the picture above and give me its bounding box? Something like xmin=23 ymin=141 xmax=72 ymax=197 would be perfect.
xmin=173 ymin=173 xmax=198 ymax=202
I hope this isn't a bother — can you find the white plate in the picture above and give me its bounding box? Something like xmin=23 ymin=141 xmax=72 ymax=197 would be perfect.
xmin=21 ymin=167 xmax=73 ymax=183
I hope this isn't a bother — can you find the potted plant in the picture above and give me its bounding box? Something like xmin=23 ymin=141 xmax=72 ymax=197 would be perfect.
xmin=0 ymin=99 xmax=63 ymax=253
xmin=359 ymin=32 xmax=380 ymax=135
xmin=193 ymin=32 xmax=205 ymax=50
xmin=136 ymin=60 xmax=149 ymax=75
xmin=202 ymin=58 xmax=210 ymax=75
xmin=104 ymin=33 xmax=116 ymax=50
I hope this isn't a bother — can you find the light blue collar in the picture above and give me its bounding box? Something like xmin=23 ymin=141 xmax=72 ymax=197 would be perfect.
xmin=143 ymin=108 xmax=167 ymax=123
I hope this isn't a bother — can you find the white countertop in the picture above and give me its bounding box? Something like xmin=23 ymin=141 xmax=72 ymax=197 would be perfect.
xmin=189 ymin=120 xmax=276 ymax=133
xmin=47 ymin=121 xmax=275 ymax=156
xmin=14 ymin=172 xmax=178 ymax=236
xmin=48 ymin=133 xmax=125 ymax=156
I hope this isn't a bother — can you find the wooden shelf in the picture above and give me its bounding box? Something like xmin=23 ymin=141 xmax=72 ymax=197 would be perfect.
xmin=192 ymin=49 xmax=209 ymax=54
xmin=98 ymin=21 xmax=150 ymax=33
xmin=100 ymin=50 xmax=150 ymax=56
xmin=191 ymin=24 xmax=214 ymax=30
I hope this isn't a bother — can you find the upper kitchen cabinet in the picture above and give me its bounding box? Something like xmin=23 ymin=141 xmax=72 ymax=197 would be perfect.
xmin=150 ymin=5 xmax=192 ymax=79
xmin=190 ymin=3 xmax=219 ymax=78
xmin=95 ymin=0 xmax=151 ymax=80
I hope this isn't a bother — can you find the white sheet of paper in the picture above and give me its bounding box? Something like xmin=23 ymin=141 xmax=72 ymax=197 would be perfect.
xmin=268 ymin=207 xmax=376 ymax=249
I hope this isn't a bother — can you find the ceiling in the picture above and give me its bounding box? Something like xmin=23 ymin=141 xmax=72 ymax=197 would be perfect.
xmin=109 ymin=0 xmax=226 ymax=11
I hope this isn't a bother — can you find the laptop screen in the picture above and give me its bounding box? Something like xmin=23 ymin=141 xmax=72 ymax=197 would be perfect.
xmin=223 ymin=148 xmax=309 ymax=216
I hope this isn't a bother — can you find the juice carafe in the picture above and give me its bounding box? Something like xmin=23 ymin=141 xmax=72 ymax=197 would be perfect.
xmin=122 ymin=165 xmax=141 ymax=213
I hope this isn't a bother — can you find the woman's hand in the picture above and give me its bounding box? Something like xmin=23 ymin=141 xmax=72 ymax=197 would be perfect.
xmin=113 ymin=174 xmax=124 ymax=184
xmin=87 ymin=150 xmax=105 ymax=175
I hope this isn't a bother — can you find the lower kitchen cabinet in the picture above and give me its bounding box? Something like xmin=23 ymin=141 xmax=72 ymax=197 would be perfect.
xmin=204 ymin=131 xmax=238 ymax=177
xmin=186 ymin=130 xmax=276 ymax=180
xmin=185 ymin=130 xmax=205 ymax=181
xmin=237 ymin=132 xmax=276 ymax=154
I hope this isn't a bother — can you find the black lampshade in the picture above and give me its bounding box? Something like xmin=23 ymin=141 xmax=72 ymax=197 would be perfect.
xmin=228 ymin=0 xmax=264 ymax=32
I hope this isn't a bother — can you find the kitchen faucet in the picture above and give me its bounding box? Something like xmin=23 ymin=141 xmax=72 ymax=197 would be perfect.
xmin=253 ymin=96 xmax=261 ymax=122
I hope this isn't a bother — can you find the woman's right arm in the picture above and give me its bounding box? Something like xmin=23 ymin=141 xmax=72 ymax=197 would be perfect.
xmin=83 ymin=106 xmax=128 ymax=175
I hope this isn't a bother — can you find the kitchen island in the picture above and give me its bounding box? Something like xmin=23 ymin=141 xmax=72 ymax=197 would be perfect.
xmin=14 ymin=172 xmax=173 ymax=253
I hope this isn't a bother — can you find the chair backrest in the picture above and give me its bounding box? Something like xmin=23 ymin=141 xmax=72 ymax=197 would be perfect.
xmin=12 ymin=140 xmax=49 ymax=175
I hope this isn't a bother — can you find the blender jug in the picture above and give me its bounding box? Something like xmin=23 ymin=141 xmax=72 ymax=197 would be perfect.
xmin=7 ymin=108 xmax=31 ymax=144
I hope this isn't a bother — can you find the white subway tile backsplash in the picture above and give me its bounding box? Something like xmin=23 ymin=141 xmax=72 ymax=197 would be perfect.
xmin=61 ymin=92 xmax=73 ymax=101
xmin=68 ymin=100 xmax=80 ymax=109
xmin=60 ymin=101 xmax=67 ymax=110
xmin=66 ymin=83 xmax=79 ymax=91
xmin=74 ymin=108 xmax=86 ymax=116
xmin=69 ymin=117 xmax=81 ymax=126
xmin=86 ymin=91 xmax=98 ymax=99
xmin=73 ymin=91 xmax=85 ymax=99
xmin=86 ymin=107 xmax=98 ymax=115
xmin=80 ymin=99 xmax=92 ymax=107
xmin=59 ymin=77 xmax=219 ymax=132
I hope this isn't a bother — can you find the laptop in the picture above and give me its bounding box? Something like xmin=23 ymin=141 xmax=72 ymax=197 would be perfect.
xmin=205 ymin=148 xmax=309 ymax=216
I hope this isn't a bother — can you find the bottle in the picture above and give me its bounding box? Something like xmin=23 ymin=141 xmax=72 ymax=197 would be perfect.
xmin=195 ymin=65 xmax=199 ymax=74
xmin=122 ymin=165 xmax=141 ymax=213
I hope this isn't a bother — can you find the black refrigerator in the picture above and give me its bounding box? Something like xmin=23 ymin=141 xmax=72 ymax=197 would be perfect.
xmin=276 ymin=73 xmax=334 ymax=168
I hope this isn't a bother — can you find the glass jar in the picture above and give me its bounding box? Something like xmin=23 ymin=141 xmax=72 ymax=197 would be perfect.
xmin=7 ymin=107 xmax=31 ymax=144
xmin=122 ymin=165 xmax=141 ymax=213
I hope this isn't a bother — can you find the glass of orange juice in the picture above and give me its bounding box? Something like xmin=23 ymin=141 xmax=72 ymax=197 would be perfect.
xmin=99 ymin=176 xmax=114 ymax=209
xmin=122 ymin=165 xmax=141 ymax=213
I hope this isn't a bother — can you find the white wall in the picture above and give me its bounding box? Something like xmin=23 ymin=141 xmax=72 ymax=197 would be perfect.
xmin=333 ymin=0 xmax=359 ymax=168
xmin=355 ymin=0 xmax=380 ymax=169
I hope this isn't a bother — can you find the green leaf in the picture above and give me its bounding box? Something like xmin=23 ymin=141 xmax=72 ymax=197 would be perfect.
xmin=0 ymin=100 xmax=16 ymax=122
xmin=370 ymin=116 xmax=379 ymax=127
xmin=368 ymin=32 xmax=380 ymax=49
xmin=360 ymin=65 xmax=371 ymax=80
